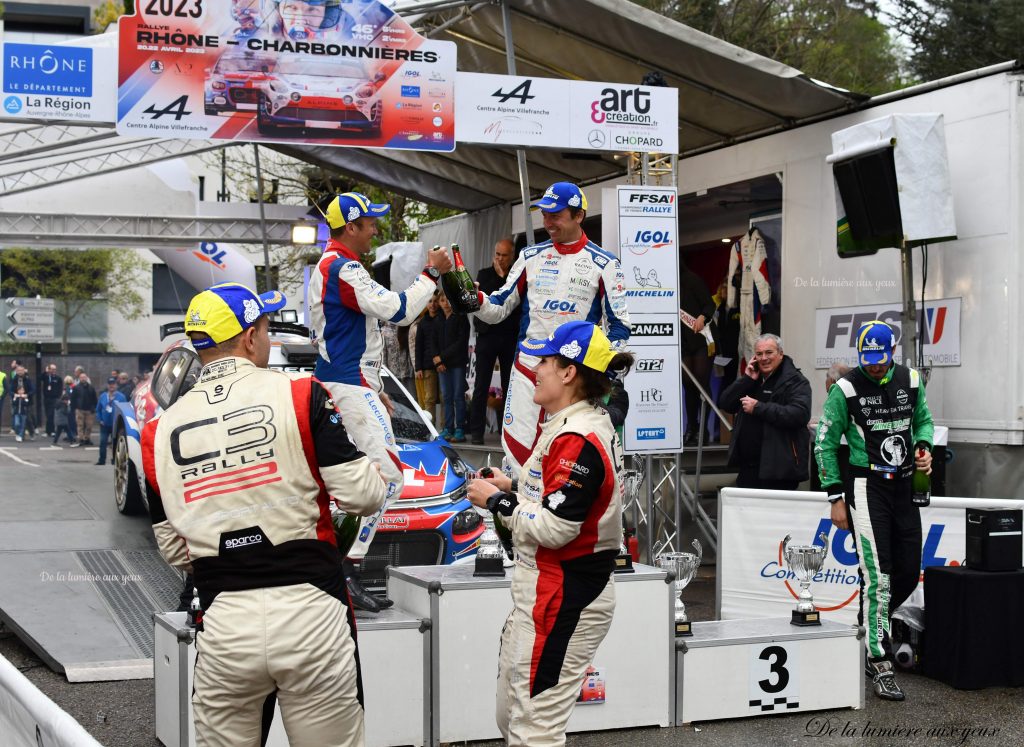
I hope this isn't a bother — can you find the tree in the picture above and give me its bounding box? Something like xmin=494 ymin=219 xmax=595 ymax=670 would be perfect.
xmin=1 ymin=249 xmax=149 ymax=354
xmin=635 ymin=1 xmax=905 ymax=95
xmin=93 ymin=1 xmax=129 ymax=33
xmin=888 ymin=0 xmax=1023 ymax=82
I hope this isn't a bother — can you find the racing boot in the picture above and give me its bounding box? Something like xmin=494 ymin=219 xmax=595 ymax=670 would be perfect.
xmin=342 ymin=558 xmax=393 ymax=613
xmin=867 ymin=659 xmax=905 ymax=701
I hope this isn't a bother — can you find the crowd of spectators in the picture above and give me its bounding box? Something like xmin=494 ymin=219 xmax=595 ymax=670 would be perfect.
xmin=0 ymin=360 xmax=144 ymax=463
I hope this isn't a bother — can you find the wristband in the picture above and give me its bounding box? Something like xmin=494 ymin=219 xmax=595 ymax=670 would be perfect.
xmin=827 ymin=492 xmax=844 ymax=505
xmin=510 ymin=477 xmax=518 ymax=493
xmin=486 ymin=492 xmax=516 ymax=518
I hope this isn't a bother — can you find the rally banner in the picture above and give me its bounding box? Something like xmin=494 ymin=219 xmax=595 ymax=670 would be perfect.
xmin=2 ymin=41 xmax=116 ymax=122
xmin=718 ymin=488 xmax=1020 ymax=624
xmin=813 ymin=297 xmax=961 ymax=369
xmin=455 ymin=73 xmax=677 ymax=153
xmin=613 ymin=186 xmax=682 ymax=453
xmin=117 ymin=0 xmax=456 ymax=151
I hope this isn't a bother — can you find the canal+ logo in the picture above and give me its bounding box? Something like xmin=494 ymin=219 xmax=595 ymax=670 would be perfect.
xmin=760 ymin=519 xmax=959 ymax=611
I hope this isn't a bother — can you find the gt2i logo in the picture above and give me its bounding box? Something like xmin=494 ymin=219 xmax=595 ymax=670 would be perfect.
xmin=541 ymin=299 xmax=578 ymax=314
xmin=590 ymin=87 xmax=652 ymax=124
xmin=144 ymin=0 xmax=203 ymax=18
xmin=143 ymin=95 xmax=192 ymax=121
xmin=636 ymin=358 xmax=664 ymax=372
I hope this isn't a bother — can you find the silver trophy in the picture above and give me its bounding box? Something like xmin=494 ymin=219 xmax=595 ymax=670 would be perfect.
xmin=616 ymin=457 xmax=645 ymax=573
xmin=782 ymin=532 xmax=829 ymax=626
xmin=656 ymin=539 xmax=702 ymax=636
xmin=474 ymin=520 xmax=505 ymax=577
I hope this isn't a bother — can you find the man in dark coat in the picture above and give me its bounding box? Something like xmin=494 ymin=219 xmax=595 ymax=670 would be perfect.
xmin=40 ymin=364 xmax=62 ymax=437
xmin=469 ymin=238 xmax=520 ymax=444
xmin=718 ymin=333 xmax=811 ymax=489
xmin=678 ymin=259 xmax=716 ymax=445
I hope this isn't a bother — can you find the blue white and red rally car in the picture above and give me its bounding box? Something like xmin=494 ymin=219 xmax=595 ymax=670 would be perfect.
xmin=112 ymin=321 xmax=484 ymax=585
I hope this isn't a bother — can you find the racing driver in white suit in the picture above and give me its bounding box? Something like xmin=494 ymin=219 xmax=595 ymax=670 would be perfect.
xmin=471 ymin=182 xmax=630 ymax=476
xmin=308 ymin=192 xmax=452 ymax=611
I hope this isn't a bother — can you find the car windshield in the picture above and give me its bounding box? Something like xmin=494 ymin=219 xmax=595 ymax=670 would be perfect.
xmin=216 ymin=55 xmax=273 ymax=73
xmin=381 ymin=371 xmax=432 ymax=443
xmin=275 ymin=58 xmax=367 ymax=79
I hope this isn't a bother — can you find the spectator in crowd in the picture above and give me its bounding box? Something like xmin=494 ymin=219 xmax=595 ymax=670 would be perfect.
xmin=67 ymin=366 xmax=85 ymax=443
xmin=95 ymin=377 xmax=127 ymax=466
xmin=811 ymin=362 xmax=851 ymax=492
xmin=469 ymin=238 xmax=520 ymax=445
xmin=718 ymin=333 xmax=811 ymax=490
xmin=678 ymin=258 xmax=717 ymax=446
xmin=10 ymin=365 xmax=35 ymax=439
xmin=411 ymin=292 xmax=442 ymax=429
xmin=40 ymin=363 xmax=62 ymax=437
xmin=52 ymin=376 xmax=74 ymax=445
xmin=432 ymin=292 xmax=470 ymax=442
xmin=0 ymin=364 xmax=8 ymax=436
xmin=117 ymin=371 xmax=135 ymax=400
xmin=382 ymin=322 xmax=415 ymax=394
xmin=70 ymin=372 xmax=98 ymax=447
xmin=11 ymin=385 xmax=30 ymax=443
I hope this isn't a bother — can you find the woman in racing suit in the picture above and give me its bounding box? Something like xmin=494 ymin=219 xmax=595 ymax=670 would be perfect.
xmin=467 ymin=320 xmax=633 ymax=747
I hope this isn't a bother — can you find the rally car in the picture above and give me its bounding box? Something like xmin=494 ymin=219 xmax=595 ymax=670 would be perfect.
xmin=203 ymin=50 xmax=277 ymax=116
xmin=255 ymin=56 xmax=384 ymax=136
xmin=112 ymin=321 xmax=485 ymax=586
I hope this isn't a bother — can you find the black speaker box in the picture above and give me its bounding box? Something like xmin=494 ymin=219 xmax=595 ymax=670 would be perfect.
xmin=965 ymin=508 xmax=1022 ymax=572
xmin=833 ymin=147 xmax=903 ymax=257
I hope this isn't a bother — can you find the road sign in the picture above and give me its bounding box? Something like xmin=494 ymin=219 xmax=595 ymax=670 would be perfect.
xmin=6 ymin=297 xmax=55 ymax=309
xmin=7 ymin=325 xmax=54 ymax=342
xmin=7 ymin=308 xmax=55 ymax=325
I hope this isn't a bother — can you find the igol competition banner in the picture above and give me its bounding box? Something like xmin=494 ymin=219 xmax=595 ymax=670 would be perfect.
xmin=117 ymin=0 xmax=456 ymax=151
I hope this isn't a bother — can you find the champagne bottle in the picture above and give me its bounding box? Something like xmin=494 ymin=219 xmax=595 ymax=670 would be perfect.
xmin=332 ymin=509 xmax=361 ymax=558
xmin=479 ymin=467 xmax=513 ymax=559
xmin=911 ymin=446 xmax=931 ymax=507
xmin=441 ymin=244 xmax=480 ymax=314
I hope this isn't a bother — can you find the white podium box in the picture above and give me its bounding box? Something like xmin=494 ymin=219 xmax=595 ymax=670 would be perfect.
xmin=154 ymin=606 xmax=429 ymax=747
xmin=676 ymin=617 xmax=863 ymax=725
xmin=388 ymin=563 xmax=672 ymax=746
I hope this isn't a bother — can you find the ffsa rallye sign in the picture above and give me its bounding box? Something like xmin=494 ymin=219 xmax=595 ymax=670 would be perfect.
xmin=117 ymin=0 xmax=456 ymax=151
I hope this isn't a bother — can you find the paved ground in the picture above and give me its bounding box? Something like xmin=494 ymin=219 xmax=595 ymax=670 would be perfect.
xmin=1 ymin=435 xmax=1021 ymax=746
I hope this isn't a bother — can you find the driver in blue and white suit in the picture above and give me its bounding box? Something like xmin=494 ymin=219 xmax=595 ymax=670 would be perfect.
xmin=470 ymin=182 xmax=630 ymax=476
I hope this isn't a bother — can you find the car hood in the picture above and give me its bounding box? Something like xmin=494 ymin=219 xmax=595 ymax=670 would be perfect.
xmin=396 ymin=440 xmax=466 ymax=502
xmin=273 ymin=74 xmax=365 ymax=94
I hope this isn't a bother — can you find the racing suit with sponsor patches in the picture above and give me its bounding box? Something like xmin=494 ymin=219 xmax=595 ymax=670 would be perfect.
xmin=472 ymin=232 xmax=630 ymax=475
xmin=814 ymin=363 xmax=933 ymax=664
xmin=309 ymin=237 xmax=439 ymax=559
xmin=141 ymin=357 xmax=386 ymax=747
xmin=726 ymin=229 xmax=771 ymax=368
xmin=486 ymin=400 xmax=622 ymax=747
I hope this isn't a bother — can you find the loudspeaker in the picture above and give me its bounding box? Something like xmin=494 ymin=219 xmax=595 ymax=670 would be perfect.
xmin=965 ymin=508 xmax=1022 ymax=572
xmin=832 ymin=148 xmax=902 ymax=257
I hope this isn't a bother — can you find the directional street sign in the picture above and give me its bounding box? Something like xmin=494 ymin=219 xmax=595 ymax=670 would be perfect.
xmin=7 ymin=308 xmax=55 ymax=325
xmin=7 ymin=325 xmax=54 ymax=342
xmin=6 ymin=297 xmax=55 ymax=309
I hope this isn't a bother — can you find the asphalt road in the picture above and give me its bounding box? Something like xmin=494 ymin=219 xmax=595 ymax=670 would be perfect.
xmin=1 ymin=436 xmax=1021 ymax=747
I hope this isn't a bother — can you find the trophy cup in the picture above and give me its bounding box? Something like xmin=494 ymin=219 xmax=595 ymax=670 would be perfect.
xmin=474 ymin=519 xmax=505 ymax=577
xmin=615 ymin=459 xmax=645 ymax=573
xmin=782 ymin=532 xmax=829 ymax=626
xmin=656 ymin=539 xmax=702 ymax=636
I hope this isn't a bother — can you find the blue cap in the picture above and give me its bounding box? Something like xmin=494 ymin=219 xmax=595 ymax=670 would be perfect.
xmin=325 ymin=192 xmax=390 ymax=229
xmin=520 ymin=321 xmax=614 ymax=373
xmin=856 ymin=320 xmax=895 ymax=366
xmin=530 ymin=182 xmax=588 ymax=213
xmin=185 ymin=283 xmax=287 ymax=349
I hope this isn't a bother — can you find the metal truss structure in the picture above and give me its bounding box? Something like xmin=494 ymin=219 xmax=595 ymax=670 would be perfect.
xmin=0 ymin=123 xmax=118 ymax=162
xmin=0 ymin=211 xmax=298 ymax=248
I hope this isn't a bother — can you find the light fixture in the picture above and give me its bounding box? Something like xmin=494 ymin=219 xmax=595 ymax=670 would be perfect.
xmin=279 ymin=309 xmax=299 ymax=324
xmin=721 ymin=238 xmax=732 ymax=243
xmin=291 ymin=222 xmax=318 ymax=245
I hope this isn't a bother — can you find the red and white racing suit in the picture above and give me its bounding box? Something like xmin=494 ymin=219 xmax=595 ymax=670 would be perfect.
xmin=141 ymin=358 xmax=386 ymax=747
xmin=308 ymin=238 xmax=439 ymax=560
xmin=727 ymin=229 xmax=771 ymax=369
xmin=486 ymin=400 xmax=623 ymax=747
xmin=472 ymin=233 xmax=630 ymax=475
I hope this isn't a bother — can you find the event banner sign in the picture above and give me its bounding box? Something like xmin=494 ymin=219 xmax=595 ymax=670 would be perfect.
xmin=455 ymin=72 xmax=677 ymax=153
xmin=117 ymin=0 xmax=456 ymax=151
xmin=615 ymin=186 xmax=682 ymax=453
xmin=717 ymin=488 xmax=1019 ymax=625
xmin=1 ymin=42 xmax=116 ymax=122
xmin=813 ymin=297 xmax=961 ymax=369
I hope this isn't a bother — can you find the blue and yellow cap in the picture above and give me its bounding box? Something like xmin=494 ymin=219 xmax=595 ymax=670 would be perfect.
xmin=520 ymin=320 xmax=615 ymax=373
xmin=325 ymin=192 xmax=390 ymax=229
xmin=856 ymin=320 xmax=895 ymax=366
xmin=184 ymin=283 xmax=287 ymax=349
xmin=530 ymin=182 xmax=588 ymax=213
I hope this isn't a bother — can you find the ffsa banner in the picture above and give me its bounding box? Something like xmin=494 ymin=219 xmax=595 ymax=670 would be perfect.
xmin=117 ymin=0 xmax=456 ymax=151
xmin=615 ymin=185 xmax=682 ymax=453
xmin=814 ymin=297 xmax=961 ymax=369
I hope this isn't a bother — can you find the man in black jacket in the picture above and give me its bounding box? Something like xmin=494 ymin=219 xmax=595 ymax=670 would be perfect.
xmin=718 ymin=334 xmax=811 ymax=490
xmin=678 ymin=259 xmax=716 ymax=446
xmin=40 ymin=364 xmax=62 ymax=437
xmin=469 ymin=238 xmax=520 ymax=444
xmin=69 ymin=372 xmax=98 ymax=447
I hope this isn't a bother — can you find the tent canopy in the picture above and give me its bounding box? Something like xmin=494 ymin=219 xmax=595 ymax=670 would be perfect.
xmin=277 ymin=0 xmax=861 ymax=212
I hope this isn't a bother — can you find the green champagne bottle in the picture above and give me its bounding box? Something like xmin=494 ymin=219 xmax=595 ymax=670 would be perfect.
xmin=332 ymin=511 xmax=361 ymax=558
xmin=441 ymin=244 xmax=480 ymax=313
xmin=911 ymin=446 xmax=931 ymax=507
